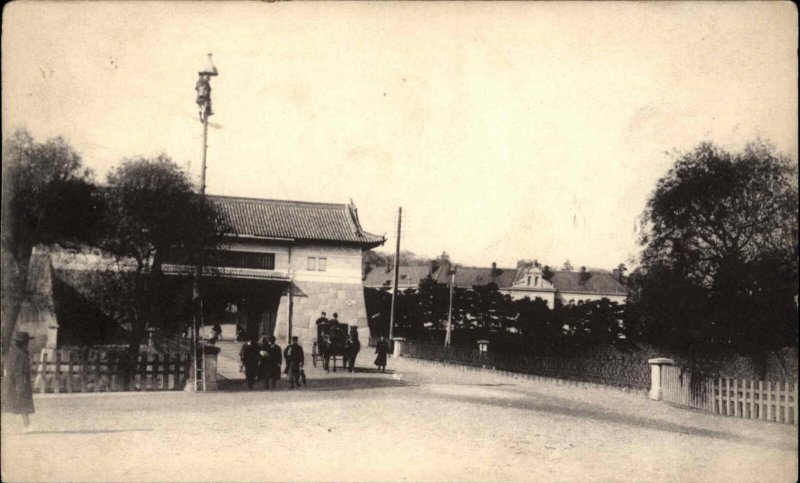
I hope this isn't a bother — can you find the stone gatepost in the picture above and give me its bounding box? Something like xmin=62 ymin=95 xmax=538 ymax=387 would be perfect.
xmin=146 ymin=328 xmax=157 ymax=349
xmin=33 ymin=326 xmax=59 ymax=390
xmin=184 ymin=345 xmax=221 ymax=392
xmin=202 ymin=345 xmax=220 ymax=391
xmin=392 ymin=337 xmax=406 ymax=358
xmin=648 ymin=358 xmax=674 ymax=400
xmin=45 ymin=325 xmax=59 ymax=349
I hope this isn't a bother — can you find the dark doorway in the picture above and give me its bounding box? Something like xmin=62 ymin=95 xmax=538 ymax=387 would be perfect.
xmin=202 ymin=278 xmax=284 ymax=341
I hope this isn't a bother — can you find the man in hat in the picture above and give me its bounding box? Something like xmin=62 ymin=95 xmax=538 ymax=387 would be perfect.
xmin=263 ymin=335 xmax=282 ymax=390
xmin=1 ymin=332 xmax=35 ymax=431
xmin=328 ymin=313 xmax=342 ymax=341
xmin=315 ymin=311 xmax=329 ymax=343
xmin=283 ymin=336 xmax=305 ymax=389
xmin=239 ymin=336 xmax=260 ymax=390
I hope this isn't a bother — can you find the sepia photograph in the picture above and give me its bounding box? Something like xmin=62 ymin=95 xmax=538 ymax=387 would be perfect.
xmin=1 ymin=1 xmax=797 ymax=482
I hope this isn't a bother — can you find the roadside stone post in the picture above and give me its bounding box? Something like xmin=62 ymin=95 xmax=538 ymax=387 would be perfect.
xmin=392 ymin=337 xmax=406 ymax=358
xmin=202 ymin=345 xmax=220 ymax=391
xmin=45 ymin=325 xmax=59 ymax=349
xmin=146 ymin=328 xmax=157 ymax=349
xmin=647 ymin=358 xmax=674 ymax=400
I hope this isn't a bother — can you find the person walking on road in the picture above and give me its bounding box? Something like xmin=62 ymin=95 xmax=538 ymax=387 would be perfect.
xmin=374 ymin=335 xmax=389 ymax=373
xmin=240 ymin=337 xmax=260 ymax=390
xmin=1 ymin=332 xmax=35 ymax=432
xmin=284 ymin=336 xmax=305 ymax=389
xmin=263 ymin=336 xmax=282 ymax=390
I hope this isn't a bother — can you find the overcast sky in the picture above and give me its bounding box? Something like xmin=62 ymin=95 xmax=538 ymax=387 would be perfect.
xmin=3 ymin=2 xmax=797 ymax=270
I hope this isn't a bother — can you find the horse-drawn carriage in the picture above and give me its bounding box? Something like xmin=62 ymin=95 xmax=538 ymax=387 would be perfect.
xmin=311 ymin=322 xmax=360 ymax=372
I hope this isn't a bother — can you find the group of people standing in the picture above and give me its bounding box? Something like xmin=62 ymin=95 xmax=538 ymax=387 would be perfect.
xmin=240 ymin=335 xmax=305 ymax=390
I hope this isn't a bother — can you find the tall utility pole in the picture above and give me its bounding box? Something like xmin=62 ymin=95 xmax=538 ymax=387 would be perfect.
xmin=388 ymin=207 xmax=402 ymax=344
xmin=192 ymin=53 xmax=218 ymax=392
xmin=445 ymin=265 xmax=456 ymax=347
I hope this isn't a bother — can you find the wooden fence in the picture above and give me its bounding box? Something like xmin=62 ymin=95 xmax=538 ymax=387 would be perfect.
xmin=661 ymin=365 xmax=798 ymax=425
xmin=31 ymin=349 xmax=189 ymax=393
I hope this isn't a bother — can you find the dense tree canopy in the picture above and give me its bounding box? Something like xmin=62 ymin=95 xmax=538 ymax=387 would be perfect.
xmin=1 ymin=129 xmax=100 ymax=353
xmin=641 ymin=141 xmax=797 ymax=284
xmin=364 ymin=282 xmax=629 ymax=354
xmin=101 ymin=155 xmax=223 ymax=271
xmin=97 ymin=155 xmax=226 ymax=386
xmin=634 ymin=141 xmax=798 ymax=358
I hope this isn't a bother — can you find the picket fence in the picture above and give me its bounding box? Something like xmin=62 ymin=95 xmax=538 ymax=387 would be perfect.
xmin=661 ymin=365 xmax=798 ymax=425
xmin=31 ymin=349 xmax=189 ymax=393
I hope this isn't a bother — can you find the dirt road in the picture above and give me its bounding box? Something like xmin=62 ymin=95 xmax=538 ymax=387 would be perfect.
xmin=2 ymin=350 xmax=797 ymax=482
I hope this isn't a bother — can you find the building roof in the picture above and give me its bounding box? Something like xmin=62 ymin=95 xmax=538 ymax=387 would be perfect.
xmin=433 ymin=265 xmax=517 ymax=289
xmin=209 ymin=195 xmax=386 ymax=248
xmin=363 ymin=264 xmax=434 ymax=289
xmin=550 ymin=271 xmax=628 ymax=296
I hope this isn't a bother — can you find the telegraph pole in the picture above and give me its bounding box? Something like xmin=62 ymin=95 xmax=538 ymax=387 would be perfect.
xmin=388 ymin=207 xmax=402 ymax=344
xmin=192 ymin=53 xmax=218 ymax=392
xmin=445 ymin=265 xmax=455 ymax=347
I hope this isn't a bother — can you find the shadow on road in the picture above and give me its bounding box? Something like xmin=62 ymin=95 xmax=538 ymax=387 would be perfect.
xmin=218 ymin=375 xmax=413 ymax=392
xmin=426 ymin=389 xmax=795 ymax=452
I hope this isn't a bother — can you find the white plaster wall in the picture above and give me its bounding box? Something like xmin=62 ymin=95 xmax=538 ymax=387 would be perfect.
xmin=289 ymin=243 xmax=364 ymax=285
xmin=217 ymin=240 xmax=363 ymax=284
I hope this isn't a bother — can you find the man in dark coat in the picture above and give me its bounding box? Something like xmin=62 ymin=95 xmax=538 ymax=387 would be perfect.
xmin=1 ymin=332 xmax=35 ymax=431
xmin=374 ymin=336 xmax=389 ymax=373
xmin=263 ymin=336 xmax=282 ymax=390
xmin=284 ymin=336 xmax=305 ymax=389
xmin=239 ymin=337 xmax=260 ymax=390
xmin=315 ymin=311 xmax=329 ymax=343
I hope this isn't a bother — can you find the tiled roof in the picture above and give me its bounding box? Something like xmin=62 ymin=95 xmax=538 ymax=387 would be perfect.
xmin=551 ymin=271 xmax=628 ymax=296
xmin=433 ymin=265 xmax=517 ymax=289
xmin=209 ymin=195 xmax=386 ymax=248
xmin=363 ymin=264 xmax=434 ymax=288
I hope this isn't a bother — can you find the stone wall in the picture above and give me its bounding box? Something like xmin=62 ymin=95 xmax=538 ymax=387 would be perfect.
xmin=274 ymin=280 xmax=369 ymax=347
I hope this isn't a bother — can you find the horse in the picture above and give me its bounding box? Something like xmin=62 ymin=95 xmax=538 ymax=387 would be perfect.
xmin=343 ymin=327 xmax=361 ymax=372
xmin=318 ymin=325 xmax=348 ymax=372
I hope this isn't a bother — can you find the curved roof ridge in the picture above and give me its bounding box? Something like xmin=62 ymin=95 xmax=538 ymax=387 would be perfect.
xmin=208 ymin=194 xmax=385 ymax=248
xmin=207 ymin=194 xmax=346 ymax=209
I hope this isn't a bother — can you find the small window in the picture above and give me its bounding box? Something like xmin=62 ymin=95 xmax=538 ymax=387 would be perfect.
xmin=318 ymin=257 xmax=327 ymax=271
xmin=534 ymin=276 xmax=539 ymax=286
xmin=527 ymin=276 xmax=531 ymax=286
xmin=307 ymin=257 xmax=316 ymax=271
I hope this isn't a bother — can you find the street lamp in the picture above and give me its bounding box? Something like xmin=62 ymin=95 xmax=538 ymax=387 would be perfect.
xmin=191 ymin=53 xmax=218 ymax=392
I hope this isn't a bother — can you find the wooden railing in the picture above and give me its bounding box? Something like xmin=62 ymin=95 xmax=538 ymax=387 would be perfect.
xmin=31 ymin=349 xmax=189 ymax=393
xmin=661 ymin=365 xmax=798 ymax=425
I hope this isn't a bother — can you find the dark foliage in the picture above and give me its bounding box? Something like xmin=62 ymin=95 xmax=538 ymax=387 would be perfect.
xmin=96 ymin=155 xmax=227 ymax=386
xmin=1 ymin=129 xmax=100 ymax=353
xmin=633 ymin=141 xmax=798 ymax=362
xmin=364 ymin=282 xmax=629 ymax=355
